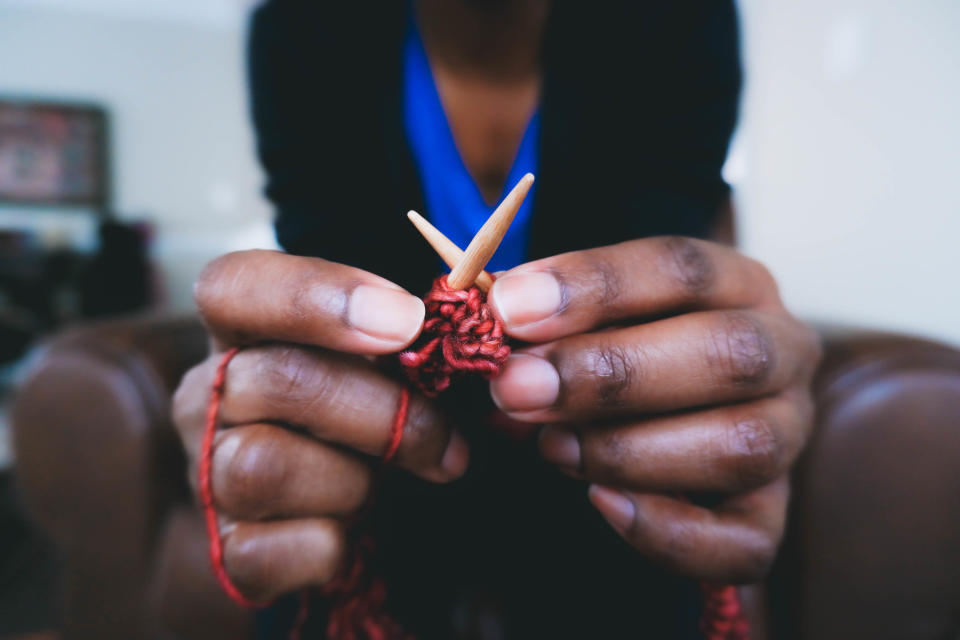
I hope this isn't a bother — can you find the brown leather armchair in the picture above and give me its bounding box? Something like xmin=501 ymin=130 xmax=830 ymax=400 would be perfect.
xmin=11 ymin=315 xmax=960 ymax=639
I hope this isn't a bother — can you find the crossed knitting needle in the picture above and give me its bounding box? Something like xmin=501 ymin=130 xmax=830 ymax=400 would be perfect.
xmin=407 ymin=172 xmax=535 ymax=291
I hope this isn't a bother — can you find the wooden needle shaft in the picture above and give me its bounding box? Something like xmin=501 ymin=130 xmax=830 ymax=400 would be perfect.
xmin=406 ymin=211 xmax=494 ymax=291
xmin=446 ymin=173 xmax=534 ymax=290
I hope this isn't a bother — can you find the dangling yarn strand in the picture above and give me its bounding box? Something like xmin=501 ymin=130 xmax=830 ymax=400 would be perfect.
xmin=200 ymin=346 xmax=264 ymax=609
xmin=201 ymin=347 xmax=412 ymax=640
xmin=700 ymin=583 xmax=750 ymax=639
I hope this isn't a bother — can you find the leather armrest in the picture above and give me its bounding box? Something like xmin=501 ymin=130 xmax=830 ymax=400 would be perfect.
xmin=11 ymin=314 xmax=208 ymax=638
xmin=765 ymin=327 xmax=960 ymax=640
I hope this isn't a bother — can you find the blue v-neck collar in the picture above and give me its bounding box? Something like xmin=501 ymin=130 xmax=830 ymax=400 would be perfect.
xmin=402 ymin=18 xmax=540 ymax=272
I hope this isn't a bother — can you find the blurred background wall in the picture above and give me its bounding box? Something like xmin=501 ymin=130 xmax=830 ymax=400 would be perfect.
xmin=0 ymin=0 xmax=275 ymax=314
xmin=0 ymin=0 xmax=957 ymax=343
xmin=733 ymin=0 xmax=960 ymax=347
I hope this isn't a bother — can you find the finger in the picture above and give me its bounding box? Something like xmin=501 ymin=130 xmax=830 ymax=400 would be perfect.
xmin=222 ymin=518 xmax=345 ymax=602
xmin=490 ymin=309 xmax=818 ymax=421
xmin=214 ymin=345 xmax=468 ymax=483
xmin=206 ymin=424 xmax=372 ymax=520
xmin=539 ymin=389 xmax=813 ymax=493
xmin=195 ymin=250 xmax=424 ymax=354
xmin=488 ymin=236 xmax=779 ymax=342
xmin=588 ymin=478 xmax=789 ymax=583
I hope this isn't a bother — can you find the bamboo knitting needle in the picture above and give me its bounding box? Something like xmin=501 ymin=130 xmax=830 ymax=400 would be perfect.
xmin=406 ymin=211 xmax=495 ymax=291
xmin=445 ymin=172 xmax=534 ymax=290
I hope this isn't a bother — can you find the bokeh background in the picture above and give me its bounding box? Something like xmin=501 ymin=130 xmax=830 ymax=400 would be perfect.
xmin=2 ymin=0 xmax=957 ymax=338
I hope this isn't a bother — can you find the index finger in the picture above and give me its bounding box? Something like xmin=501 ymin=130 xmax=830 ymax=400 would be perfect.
xmin=488 ymin=237 xmax=779 ymax=343
xmin=195 ymin=250 xmax=424 ymax=354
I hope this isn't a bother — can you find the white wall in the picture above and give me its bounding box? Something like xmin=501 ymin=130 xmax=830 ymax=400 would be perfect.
xmin=733 ymin=0 xmax=960 ymax=345
xmin=1 ymin=1 xmax=958 ymax=345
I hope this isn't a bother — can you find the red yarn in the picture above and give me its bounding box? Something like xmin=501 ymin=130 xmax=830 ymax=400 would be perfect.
xmin=200 ymin=346 xmax=264 ymax=609
xmin=399 ymin=276 xmax=510 ymax=397
xmin=201 ymin=346 xmax=411 ymax=639
xmin=319 ymin=536 xmax=413 ymax=640
xmin=700 ymin=583 xmax=750 ymax=639
xmin=202 ymin=278 xmax=750 ymax=640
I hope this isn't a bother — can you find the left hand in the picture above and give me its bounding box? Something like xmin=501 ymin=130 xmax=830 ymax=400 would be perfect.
xmin=487 ymin=237 xmax=821 ymax=584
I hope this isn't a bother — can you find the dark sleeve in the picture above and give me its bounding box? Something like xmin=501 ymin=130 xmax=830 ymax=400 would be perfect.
xmin=248 ymin=2 xmax=377 ymax=259
xmin=535 ymin=0 xmax=743 ymax=254
xmin=628 ymin=0 xmax=742 ymax=237
xmin=247 ymin=0 xmax=329 ymax=256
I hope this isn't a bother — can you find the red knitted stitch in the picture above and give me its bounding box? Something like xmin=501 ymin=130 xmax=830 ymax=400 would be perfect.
xmin=399 ymin=275 xmax=510 ymax=397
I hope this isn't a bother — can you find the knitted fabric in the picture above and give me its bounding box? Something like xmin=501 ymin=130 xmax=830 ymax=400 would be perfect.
xmin=399 ymin=276 xmax=510 ymax=397
xmin=202 ymin=278 xmax=749 ymax=640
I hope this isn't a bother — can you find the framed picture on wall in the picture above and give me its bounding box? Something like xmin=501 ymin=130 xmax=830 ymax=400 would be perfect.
xmin=0 ymin=98 xmax=109 ymax=210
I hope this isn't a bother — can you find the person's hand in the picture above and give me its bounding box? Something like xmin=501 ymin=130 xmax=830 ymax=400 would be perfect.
xmin=172 ymin=250 xmax=468 ymax=602
xmin=487 ymin=237 xmax=821 ymax=583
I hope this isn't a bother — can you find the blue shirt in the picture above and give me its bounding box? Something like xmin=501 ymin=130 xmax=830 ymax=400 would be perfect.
xmin=402 ymin=19 xmax=540 ymax=272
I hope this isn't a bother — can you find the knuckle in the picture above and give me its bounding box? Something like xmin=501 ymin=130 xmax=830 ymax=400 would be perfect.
xmin=254 ymin=346 xmax=334 ymax=422
xmin=218 ymin=428 xmax=290 ymax=519
xmin=287 ymin=267 xmax=337 ymax=328
xmin=725 ymin=418 xmax=784 ymax=489
xmin=709 ymin=312 xmax=776 ymax=388
xmin=340 ymin=469 xmax=374 ymax=512
xmin=582 ymin=252 xmax=624 ymax=308
xmin=728 ymin=536 xmax=778 ymax=584
xmin=587 ymin=431 xmax=631 ymax=480
xmin=651 ymin=519 xmax=701 ymax=571
xmin=582 ymin=343 xmax=635 ymax=407
xmin=661 ymin=236 xmax=715 ymax=300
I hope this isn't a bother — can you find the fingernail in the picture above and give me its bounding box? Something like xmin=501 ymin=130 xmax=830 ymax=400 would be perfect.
xmin=348 ymin=285 xmax=424 ymax=345
xmin=588 ymin=485 xmax=635 ymax=533
xmin=441 ymin=431 xmax=469 ymax=477
xmin=490 ymin=271 xmax=562 ymax=328
xmin=489 ymin=354 xmax=560 ymax=413
xmin=539 ymin=427 xmax=581 ymax=469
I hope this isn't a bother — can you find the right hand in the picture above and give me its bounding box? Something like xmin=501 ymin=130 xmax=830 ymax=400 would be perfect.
xmin=172 ymin=250 xmax=469 ymax=603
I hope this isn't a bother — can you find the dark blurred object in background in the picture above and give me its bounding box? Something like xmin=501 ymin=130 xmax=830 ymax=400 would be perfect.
xmin=0 ymin=473 xmax=60 ymax=639
xmin=78 ymin=221 xmax=152 ymax=318
xmin=0 ymin=221 xmax=154 ymax=365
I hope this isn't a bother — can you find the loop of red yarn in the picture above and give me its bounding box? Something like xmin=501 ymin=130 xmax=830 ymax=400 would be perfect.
xmin=399 ymin=275 xmax=510 ymax=397
xmin=201 ymin=346 xmax=411 ymax=639
xmin=200 ymin=346 xmax=265 ymax=610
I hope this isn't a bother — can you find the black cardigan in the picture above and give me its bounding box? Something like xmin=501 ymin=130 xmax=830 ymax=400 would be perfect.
xmin=248 ymin=0 xmax=741 ymax=296
xmin=247 ymin=3 xmax=741 ymax=638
